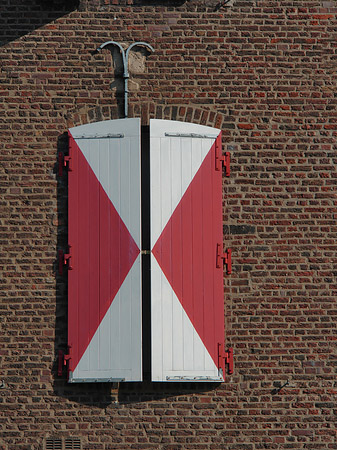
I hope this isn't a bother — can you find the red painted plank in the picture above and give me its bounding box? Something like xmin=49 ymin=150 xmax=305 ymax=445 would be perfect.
xmin=89 ymin=151 xmax=100 ymax=360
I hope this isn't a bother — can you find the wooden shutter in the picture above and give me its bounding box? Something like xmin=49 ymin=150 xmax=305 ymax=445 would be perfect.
xmin=67 ymin=119 xmax=142 ymax=382
xmin=150 ymin=119 xmax=225 ymax=382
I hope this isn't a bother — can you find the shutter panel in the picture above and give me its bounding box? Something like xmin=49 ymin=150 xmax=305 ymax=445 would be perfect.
xmin=67 ymin=119 xmax=142 ymax=382
xmin=150 ymin=119 xmax=224 ymax=382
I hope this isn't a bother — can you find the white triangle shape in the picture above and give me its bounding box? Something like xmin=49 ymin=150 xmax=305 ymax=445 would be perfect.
xmin=150 ymin=120 xmax=220 ymax=248
xmin=71 ymin=254 xmax=142 ymax=382
xmin=151 ymin=256 xmax=222 ymax=382
xmin=69 ymin=119 xmax=141 ymax=249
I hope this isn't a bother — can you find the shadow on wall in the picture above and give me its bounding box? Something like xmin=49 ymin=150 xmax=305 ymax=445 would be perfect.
xmin=117 ymin=380 xmax=222 ymax=405
xmin=132 ymin=0 xmax=229 ymax=9
xmin=0 ymin=0 xmax=226 ymax=49
xmin=52 ymin=132 xmax=115 ymax=409
xmin=133 ymin=0 xmax=186 ymax=4
xmin=0 ymin=0 xmax=79 ymax=47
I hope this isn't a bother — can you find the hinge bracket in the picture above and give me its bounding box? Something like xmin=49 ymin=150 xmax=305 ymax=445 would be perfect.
xmin=215 ymin=137 xmax=230 ymax=176
xmin=58 ymin=248 xmax=73 ymax=275
xmin=58 ymin=152 xmax=72 ymax=177
xmin=57 ymin=347 xmax=72 ymax=377
xmin=218 ymin=344 xmax=234 ymax=375
xmin=224 ymin=347 xmax=234 ymax=375
xmin=216 ymin=245 xmax=232 ymax=274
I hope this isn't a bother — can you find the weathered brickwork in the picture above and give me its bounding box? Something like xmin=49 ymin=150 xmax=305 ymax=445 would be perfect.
xmin=1 ymin=0 xmax=337 ymax=449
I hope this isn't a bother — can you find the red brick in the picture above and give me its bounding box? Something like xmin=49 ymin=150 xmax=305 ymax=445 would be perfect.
xmin=238 ymin=123 xmax=254 ymax=130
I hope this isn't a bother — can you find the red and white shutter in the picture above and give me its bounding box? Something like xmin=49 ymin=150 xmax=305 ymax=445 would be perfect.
xmin=150 ymin=119 xmax=224 ymax=382
xmin=67 ymin=119 xmax=142 ymax=382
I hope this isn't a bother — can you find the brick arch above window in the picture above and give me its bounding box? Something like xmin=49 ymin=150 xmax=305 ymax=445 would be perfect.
xmin=65 ymin=103 xmax=228 ymax=132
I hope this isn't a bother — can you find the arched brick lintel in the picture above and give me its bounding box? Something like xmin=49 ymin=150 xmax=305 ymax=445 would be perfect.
xmin=66 ymin=102 xmax=227 ymax=133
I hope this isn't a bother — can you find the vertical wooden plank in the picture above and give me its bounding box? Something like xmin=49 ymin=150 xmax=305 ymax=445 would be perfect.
xmin=119 ymin=145 xmax=132 ymax=373
xmin=98 ymin=137 xmax=111 ymax=374
xmin=87 ymin=141 xmax=100 ymax=372
xmin=191 ymin=143 xmax=204 ymax=373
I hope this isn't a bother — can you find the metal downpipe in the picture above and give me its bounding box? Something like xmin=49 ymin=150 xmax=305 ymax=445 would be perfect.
xmin=96 ymin=41 xmax=154 ymax=118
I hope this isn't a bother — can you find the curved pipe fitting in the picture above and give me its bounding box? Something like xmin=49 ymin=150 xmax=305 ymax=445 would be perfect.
xmin=96 ymin=41 xmax=154 ymax=118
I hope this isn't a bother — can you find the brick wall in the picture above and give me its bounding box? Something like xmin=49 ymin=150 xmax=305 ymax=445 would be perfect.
xmin=1 ymin=1 xmax=337 ymax=449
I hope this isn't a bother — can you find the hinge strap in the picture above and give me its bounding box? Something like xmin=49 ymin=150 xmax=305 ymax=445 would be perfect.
xmin=71 ymin=133 xmax=124 ymax=139
xmin=218 ymin=343 xmax=224 ymax=371
xmin=215 ymin=134 xmax=230 ymax=176
xmin=165 ymin=132 xmax=218 ymax=139
xmin=216 ymin=245 xmax=232 ymax=274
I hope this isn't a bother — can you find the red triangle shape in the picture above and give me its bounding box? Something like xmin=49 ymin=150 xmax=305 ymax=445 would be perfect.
xmin=152 ymin=140 xmax=224 ymax=367
xmin=68 ymin=138 xmax=140 ymax=372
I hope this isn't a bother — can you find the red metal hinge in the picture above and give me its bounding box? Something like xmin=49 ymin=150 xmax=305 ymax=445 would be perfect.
xmin=224 ymin=347 xmax=234 ymax=375
xmin=216 ymin=245 xmax=232 ymax=274
xmin=58 ymin=152 xmax=72 ymax=177
xmin=57 ymin=347 xmax=72 ymax=377
xmin=58 ymin=248 xmax=73 ymax=275
xmin=215 ymin=138 xmax=230 ymax=176
xmin=218 ymin=344 xmax=234 ymax=375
